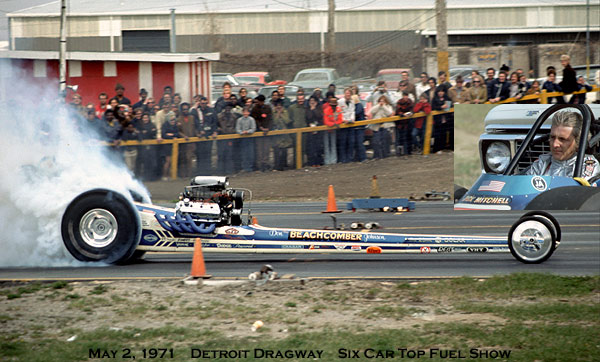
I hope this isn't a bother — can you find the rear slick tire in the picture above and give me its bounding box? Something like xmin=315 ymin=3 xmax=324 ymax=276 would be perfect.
xmin=508 ymin=216 xmax=557 ymax=264
xmin=61 ymin=189 xmax=141 ymax=264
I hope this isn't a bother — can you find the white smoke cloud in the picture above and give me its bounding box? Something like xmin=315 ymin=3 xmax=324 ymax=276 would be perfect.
xmin=0 ymin=63 xmax=151 ymax=267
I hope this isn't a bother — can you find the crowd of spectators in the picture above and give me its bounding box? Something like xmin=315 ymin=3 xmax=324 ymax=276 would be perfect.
xmin=71 ymin=55 xmax=594 ymax=179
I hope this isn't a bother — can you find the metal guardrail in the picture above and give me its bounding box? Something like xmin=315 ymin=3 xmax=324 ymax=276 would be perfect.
xmin=486 ymin=85 xmax=599 ymax=105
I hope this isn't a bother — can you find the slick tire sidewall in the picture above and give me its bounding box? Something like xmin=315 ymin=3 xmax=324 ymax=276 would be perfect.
xmin=61 ymin=189 xmax=141 ymax=264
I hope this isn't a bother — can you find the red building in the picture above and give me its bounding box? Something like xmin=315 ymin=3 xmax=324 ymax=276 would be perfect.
xmin=0 ymin=50 xmax=219 ymax=105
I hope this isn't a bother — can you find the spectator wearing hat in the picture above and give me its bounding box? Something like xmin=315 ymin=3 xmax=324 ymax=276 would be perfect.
xmin=251 ymin=95 xmax=273 ymax=171
xmin=114 ymin=83 xmax=131 ymax=105
xmin=133 ymin=88 xmax=149 ymax=112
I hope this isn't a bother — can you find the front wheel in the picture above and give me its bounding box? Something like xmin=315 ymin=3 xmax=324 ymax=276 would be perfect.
xmin=508 ymin=216 xmax=557 ymax=264
xmin=61 ymin=189 xmax=141 ymax=264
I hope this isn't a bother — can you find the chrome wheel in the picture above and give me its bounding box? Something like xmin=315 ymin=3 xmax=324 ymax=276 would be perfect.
xmin=79 ymin=208 xmax=118 ymax=248
xmin=509 ymin=216 xmax=556 ymax=263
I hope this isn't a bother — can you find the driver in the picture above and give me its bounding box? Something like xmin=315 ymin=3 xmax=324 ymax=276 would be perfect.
xmin=526 ymin=111 xmax=599 ymax=181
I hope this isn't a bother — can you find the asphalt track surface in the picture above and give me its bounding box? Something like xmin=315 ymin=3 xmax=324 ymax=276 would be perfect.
xmin=0 ymin=202 xmax=598 ymax=281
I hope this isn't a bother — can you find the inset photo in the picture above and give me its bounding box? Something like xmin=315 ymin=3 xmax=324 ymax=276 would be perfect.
xmin=454 ymin=104 xmax=600 ymax=211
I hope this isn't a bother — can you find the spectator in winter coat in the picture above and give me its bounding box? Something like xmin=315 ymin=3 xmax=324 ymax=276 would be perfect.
xmin=462 ymin=75 xmax=487 ymax=104
xmin=395 ymin=92 xmax=414 ymax=156
xmin=369 ymin=95 xmax=394 ymax=159
xmin=322 ymin=95 xmax=343 ymax=164
xmin=306 ymin=96 xmax=324 ymax=166
xmin=251 ymin=95 xmax=273 ymax=171
xmin=412 ymin=94 xmax=431 ymax=152
xmin=559 ymin=54 xmax=578 ymax=103
xmin=488 ymin=71 xmax=510 ymax=103
xmin=542 ymin=70 xmax=564 ymax=104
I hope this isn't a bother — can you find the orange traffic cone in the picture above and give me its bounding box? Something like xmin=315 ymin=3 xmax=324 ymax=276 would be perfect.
xmin=322 ymin=185 xmax=342 ymax=213
xmin=251 ymin=216 xmax=258 ymax=225
xmin=190 ymin=238 xmax=211 ymax=279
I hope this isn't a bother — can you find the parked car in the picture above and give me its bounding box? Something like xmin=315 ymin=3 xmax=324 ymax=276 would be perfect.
xmin=211 ymin=73 xmax=242 ymax=91
xmin=376 ymin=68 xmax=413 ymax=89
xmin=289 ymin=68 xmax=352 ymax=96
xmin=449 ymin=65 xmax=482 ymax=85
xmin=233 ymin=72 xmax=287 ymax=86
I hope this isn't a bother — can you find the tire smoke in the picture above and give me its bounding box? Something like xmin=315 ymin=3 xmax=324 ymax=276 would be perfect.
xmin=0 ymin=72 xmax=151 ymax=267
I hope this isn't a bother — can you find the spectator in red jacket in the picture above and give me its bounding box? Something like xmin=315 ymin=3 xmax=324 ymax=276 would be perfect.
xmin=322 ymin=95 xmax=343 ymax=164
xmin=412 ymin=93 xmax=432 ymax=152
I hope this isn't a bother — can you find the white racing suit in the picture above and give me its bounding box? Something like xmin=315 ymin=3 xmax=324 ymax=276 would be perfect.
xmin=526 ymin=153 xmax=600 ymax=181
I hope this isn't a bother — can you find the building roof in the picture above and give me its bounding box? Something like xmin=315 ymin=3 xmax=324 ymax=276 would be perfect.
xmin=0 ymin=50 xmax=220 ymax=62
xmin=8 ymin=0 xmax=590 ymax=17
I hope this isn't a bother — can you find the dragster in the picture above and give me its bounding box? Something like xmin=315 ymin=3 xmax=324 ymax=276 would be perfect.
xmin=61 ymin=177 xmax=561 ymax=265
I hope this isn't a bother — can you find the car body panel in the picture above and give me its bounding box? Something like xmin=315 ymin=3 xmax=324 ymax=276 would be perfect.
xmin=454 ymin=174 xmax=592 ymax=210
xmin=135 ymin=203 xmax=508 ymax=254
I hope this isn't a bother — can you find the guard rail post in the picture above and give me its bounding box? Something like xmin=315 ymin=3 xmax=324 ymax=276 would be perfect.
xmin=540 ymin=89 xmax=548 ymax=104
xmin=170 ymin=140 xmax=179 ymax=180
xmin=295 ymin=131 xmax=303 ymax=169
xmin=422 ymin=113 xmax=434 ymax=155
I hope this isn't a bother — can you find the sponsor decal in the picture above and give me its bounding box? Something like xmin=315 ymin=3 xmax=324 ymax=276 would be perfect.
xmin=269 ymin=230 xmax=284 ymax=237
xmin=437 ymin=246 xmax=454 ymax=253
xmin=531 ymin=176 xmax=547 ymax=191
xmin=526 ymin=110 xmax=540 ymax=117
xmin=462 ymin=195 xmax=511 ymax=205
xmin=420 ymin=247 xmax=431 ymax=254
xmin=351 ymin=245 xmax=361 ymax=251
xmin=217 ymin=243 xmax=233 ymax=248
xmin=407 ymin=237 xmax=466 ymax=244
xmin=143 ymin=234 xmax=159 ymax=242
xmin=365 ymin=234 xmax=386 ymax=241
xmin=288 ymin=231 xmax=363 ymax=242
xmin=584 ymin=159 xmax=596 ymax=178
xmin=467 ymin=247 xmax=488 ymax=253
xmin=281 ymin=244 xmax=303 ymax=249
xmin=225 ymin=228 xmax=239 ymax=235
xmin=175 ymin=242 xmax=192 ymax=247
xmin=334 ymin=244 xmax=347 ymax=250
xmin=478 ymin=180 xmax=505 ymax=192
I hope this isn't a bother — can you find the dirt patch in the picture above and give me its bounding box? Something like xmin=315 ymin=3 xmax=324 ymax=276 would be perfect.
xmin=145 ymin=152 xmax=453 ymax=202
xmin=1 ymin=279 xmax=508 ymax=342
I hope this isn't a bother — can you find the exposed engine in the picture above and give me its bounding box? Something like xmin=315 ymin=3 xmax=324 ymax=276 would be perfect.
xmin=175 ymin=176 xmax=245 ymax=226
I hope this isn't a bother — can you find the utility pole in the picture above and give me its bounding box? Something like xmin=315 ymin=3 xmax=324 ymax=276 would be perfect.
xmin=59 ymin=0 xmax=67 ymax=97
xmin=170 ymin=9 xmax=176 ymax=53
xmin=585 ymin=0 xmax=590 ymax=79
xmin=435 ymin=0 xmax=449 ymax=80
xmin=326 ymin=0 xmax=335 ymax=66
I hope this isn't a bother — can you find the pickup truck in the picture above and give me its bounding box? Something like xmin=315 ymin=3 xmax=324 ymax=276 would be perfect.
xmin=289 ymin=68 xmax=352 ymax=96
